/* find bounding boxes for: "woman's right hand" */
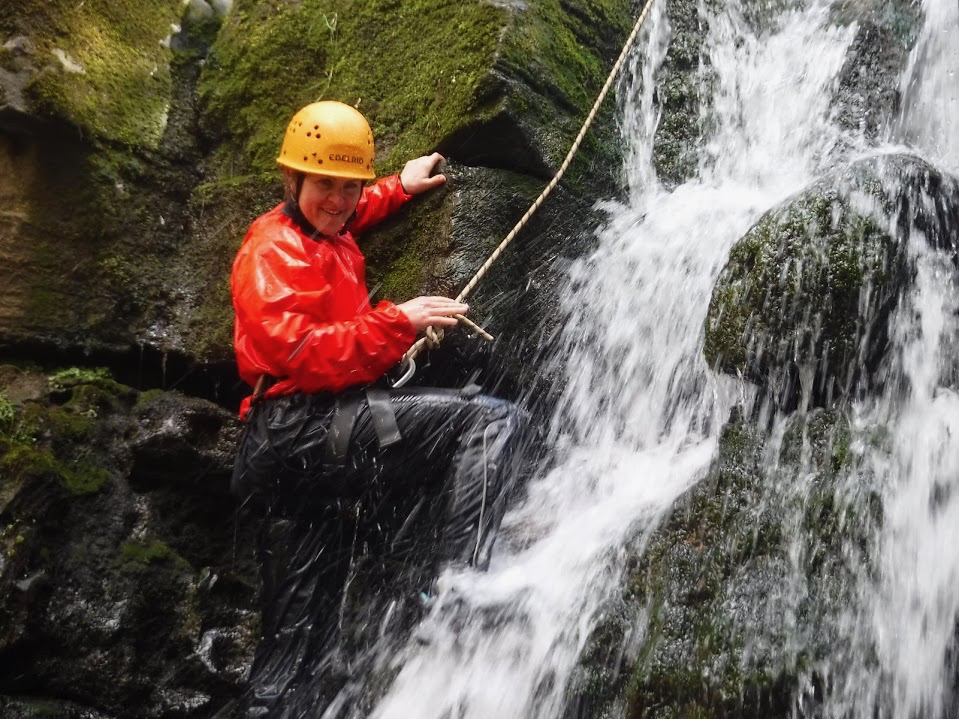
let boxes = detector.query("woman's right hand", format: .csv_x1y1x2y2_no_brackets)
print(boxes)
397,296,469,331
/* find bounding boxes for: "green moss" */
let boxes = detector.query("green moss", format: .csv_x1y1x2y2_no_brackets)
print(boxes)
46,407,96,441
48,367,130,397
68,384,132,418
496,0,631,166
0,442,63,482
0,388,115,497
177,11,223,56
48,366,110,389
62,462,110,495
118,539,191,574
134,388,166,410
0,392,14,435
703,190,895,396
199,0,509,179
0,439,110,496
362,184,453,302
186,274,236,362
4,0,184,149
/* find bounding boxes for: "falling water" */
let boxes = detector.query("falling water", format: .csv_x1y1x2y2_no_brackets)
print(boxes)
360,0,879,716
830,0,959,715
896,0,959,170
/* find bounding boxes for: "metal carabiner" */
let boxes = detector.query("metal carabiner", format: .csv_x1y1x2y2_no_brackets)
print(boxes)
391,355,416,388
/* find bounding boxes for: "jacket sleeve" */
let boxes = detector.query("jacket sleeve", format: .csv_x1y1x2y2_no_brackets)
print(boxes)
232,232,417,393
350,175,412,234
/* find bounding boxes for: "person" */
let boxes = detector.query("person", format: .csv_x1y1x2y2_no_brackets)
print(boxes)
228,101,528,714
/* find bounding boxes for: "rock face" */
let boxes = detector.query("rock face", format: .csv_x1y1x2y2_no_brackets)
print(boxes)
621,408,874,718
565,0,949,709
0,366,259,717
588,153,959,716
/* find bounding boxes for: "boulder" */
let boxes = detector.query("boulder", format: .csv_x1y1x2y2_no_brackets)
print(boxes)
704,153,959,410
567,407,880,716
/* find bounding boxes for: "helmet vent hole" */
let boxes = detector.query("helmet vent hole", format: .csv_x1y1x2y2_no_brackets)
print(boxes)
303,156,308,162
314,125,319,130
318,159,323,164
306,132,312,137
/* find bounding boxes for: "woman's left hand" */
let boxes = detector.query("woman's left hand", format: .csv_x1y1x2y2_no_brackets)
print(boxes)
400,152,447,195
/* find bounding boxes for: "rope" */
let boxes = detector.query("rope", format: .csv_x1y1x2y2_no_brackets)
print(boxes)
401,0,657,369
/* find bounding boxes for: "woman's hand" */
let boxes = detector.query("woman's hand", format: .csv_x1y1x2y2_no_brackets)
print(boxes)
400,153,447,195
397,296,468,331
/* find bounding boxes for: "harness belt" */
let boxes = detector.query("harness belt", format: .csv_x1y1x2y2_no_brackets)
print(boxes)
324,387,403,465
365,387,403,448
325,393,363,465
252,374,404,465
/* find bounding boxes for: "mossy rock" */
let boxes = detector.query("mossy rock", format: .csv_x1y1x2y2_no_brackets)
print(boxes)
1,0,185,149
116,538,192,575
830,0,922,139
604,406,881,716
703,153,959,409
0,412,111,499
170,0,635,366
0,1,209,363
2,0,636,393
0,383,258,714
652,0,709,188
197,0,633,180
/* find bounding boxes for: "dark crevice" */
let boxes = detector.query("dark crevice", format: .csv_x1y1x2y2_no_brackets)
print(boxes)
436,110,554,181
0,338,245,412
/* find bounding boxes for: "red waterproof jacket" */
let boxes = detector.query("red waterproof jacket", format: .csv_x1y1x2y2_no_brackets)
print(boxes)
232,175,418,417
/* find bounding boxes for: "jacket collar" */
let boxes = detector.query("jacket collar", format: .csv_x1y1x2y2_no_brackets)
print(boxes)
282,199,322,240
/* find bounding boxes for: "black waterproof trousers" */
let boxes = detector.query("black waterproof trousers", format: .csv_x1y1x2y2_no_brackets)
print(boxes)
230,385,528,716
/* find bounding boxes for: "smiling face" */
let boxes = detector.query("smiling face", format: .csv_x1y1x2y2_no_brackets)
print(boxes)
293,172,364,236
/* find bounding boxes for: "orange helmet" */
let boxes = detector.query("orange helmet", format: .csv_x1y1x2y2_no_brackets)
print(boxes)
277,101,375,179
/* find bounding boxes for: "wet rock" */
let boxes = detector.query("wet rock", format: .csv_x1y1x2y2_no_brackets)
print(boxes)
0,368,258,716
0,0,636,396
130,391,240,491
0,696,112,719
574,407,878,716
831,0,923,140
704,152,959,410
652,0,709,188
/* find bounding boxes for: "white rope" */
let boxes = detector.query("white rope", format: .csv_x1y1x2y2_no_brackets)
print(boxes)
400,0,657,371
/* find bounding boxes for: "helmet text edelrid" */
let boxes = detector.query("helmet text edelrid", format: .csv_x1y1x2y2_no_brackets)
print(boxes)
330,154,365,165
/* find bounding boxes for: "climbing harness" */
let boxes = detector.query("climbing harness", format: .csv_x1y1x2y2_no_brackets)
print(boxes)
392,0,658,388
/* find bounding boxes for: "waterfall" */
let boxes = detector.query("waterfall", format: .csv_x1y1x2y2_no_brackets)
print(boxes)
896,0,959,170
364,0,873,717
829,1,959,715
288,0,959,715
